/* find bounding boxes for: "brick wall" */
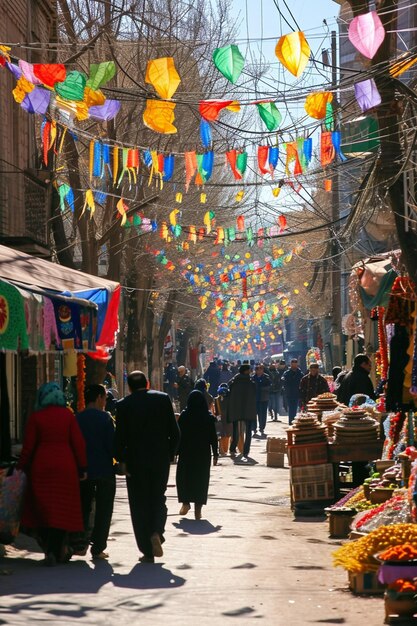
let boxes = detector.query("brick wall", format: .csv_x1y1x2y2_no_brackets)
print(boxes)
0,0,55,240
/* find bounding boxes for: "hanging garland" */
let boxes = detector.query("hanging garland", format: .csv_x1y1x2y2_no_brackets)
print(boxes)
377,306,389,380
76,354,86,412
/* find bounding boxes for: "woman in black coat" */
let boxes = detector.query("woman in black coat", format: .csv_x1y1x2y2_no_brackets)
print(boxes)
176,390,219,519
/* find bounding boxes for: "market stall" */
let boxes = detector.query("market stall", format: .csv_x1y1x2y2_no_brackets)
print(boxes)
0,245,120,459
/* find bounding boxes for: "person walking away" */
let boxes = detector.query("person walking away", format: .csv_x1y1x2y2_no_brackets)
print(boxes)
300,363,330,409
214,383,232,455
75,384,115,560
219,362,233,385
17,382,87,566
252,364,271,437
282,359,304,425
268,363,282,421
277,360,287,416
336,354,375,406
194,378,214,412
227,364,257,461
164,362,177,402
175,365,194,411
203,361,221,396
115,371,180,563
176,390,219,520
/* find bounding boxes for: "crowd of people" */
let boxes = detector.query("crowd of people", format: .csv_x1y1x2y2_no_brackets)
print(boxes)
15,353,376,566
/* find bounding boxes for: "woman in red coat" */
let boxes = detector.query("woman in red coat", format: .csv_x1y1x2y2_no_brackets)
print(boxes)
18,382,87,565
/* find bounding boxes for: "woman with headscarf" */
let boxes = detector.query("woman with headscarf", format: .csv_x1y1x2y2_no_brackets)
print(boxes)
194,378,214,412
176,390,219,520
17,382,87,565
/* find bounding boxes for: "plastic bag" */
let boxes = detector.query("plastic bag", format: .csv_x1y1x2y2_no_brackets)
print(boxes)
0,467,27,543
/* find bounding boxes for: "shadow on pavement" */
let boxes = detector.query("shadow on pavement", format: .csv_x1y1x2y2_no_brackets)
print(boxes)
113,563,185,589
172,519,222,535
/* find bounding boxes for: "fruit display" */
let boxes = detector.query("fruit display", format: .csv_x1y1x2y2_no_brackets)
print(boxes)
329,486,364,510
333,524,417,573
378,544,417,562
353,493,411,533
364,465,402,491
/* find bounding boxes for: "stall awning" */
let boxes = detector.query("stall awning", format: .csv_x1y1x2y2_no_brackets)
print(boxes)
0,245,118,292
0,245,120,358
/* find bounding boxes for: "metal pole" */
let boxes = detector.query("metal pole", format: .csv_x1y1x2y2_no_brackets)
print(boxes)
330,30,343,367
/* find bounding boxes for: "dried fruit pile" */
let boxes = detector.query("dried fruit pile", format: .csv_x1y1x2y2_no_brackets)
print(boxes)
332,524,417,573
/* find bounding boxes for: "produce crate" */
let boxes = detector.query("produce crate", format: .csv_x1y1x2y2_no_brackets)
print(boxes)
348,571,385,595
327,509,356,539
266,451,285,468
291,480,334,502
287,442,328,467
266,437,286,454
290,463,333,484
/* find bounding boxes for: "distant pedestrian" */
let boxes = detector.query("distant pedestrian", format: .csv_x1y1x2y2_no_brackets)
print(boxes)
282,359,304,425
164,362,178,402
252,364,271,437
268,363,283,421
214,383,233,455
176,391,218,520
175,366,194,411
204,361,221,396
219,362,233,385
115,371,180,563
227,364,257,461
300,363,330,408
194,378,214,412
75,384,116,560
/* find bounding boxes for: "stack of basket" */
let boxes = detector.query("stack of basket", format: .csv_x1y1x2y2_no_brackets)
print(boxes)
266,437,286,467
288,412,328,445
333,407,379,444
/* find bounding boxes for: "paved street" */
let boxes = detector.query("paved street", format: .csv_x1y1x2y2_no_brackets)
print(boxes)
1,420,384,625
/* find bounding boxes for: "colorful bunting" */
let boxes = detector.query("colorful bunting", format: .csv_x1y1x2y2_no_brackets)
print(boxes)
212,44,244,84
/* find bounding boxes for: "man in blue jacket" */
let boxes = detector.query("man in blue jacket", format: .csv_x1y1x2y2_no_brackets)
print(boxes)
76,384,115,559
282,358,304,425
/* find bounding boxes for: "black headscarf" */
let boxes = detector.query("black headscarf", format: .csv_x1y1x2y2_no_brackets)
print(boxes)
185,390,210,416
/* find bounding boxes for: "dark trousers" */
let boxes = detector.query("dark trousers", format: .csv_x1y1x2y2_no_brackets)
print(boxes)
126,464,170,557
230,421,252,457
287,396,300,424
80,476,116,555
256,401,269,432
39,527,66,559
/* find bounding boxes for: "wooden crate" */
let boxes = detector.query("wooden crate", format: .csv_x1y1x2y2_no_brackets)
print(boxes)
292,480,334,502
290,463,333,484
328,441,383,463
266,437,286,454
327,510,356,538
348,571,385,595
266,451,285,468
287,442,328,467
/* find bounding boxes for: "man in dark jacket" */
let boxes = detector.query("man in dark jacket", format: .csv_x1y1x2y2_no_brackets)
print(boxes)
115,371,180,563
337,354,375,406
282,358,304,425
204,361,221,396
268,363,283,421
175,366,194,411
227,364,257,460
76,384,115,559
252,364,271,437
300,363,330,408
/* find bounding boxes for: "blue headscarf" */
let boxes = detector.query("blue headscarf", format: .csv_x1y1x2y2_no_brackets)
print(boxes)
35,382,67,410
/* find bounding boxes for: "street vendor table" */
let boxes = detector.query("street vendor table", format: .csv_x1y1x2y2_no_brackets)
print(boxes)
328,441,384,497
